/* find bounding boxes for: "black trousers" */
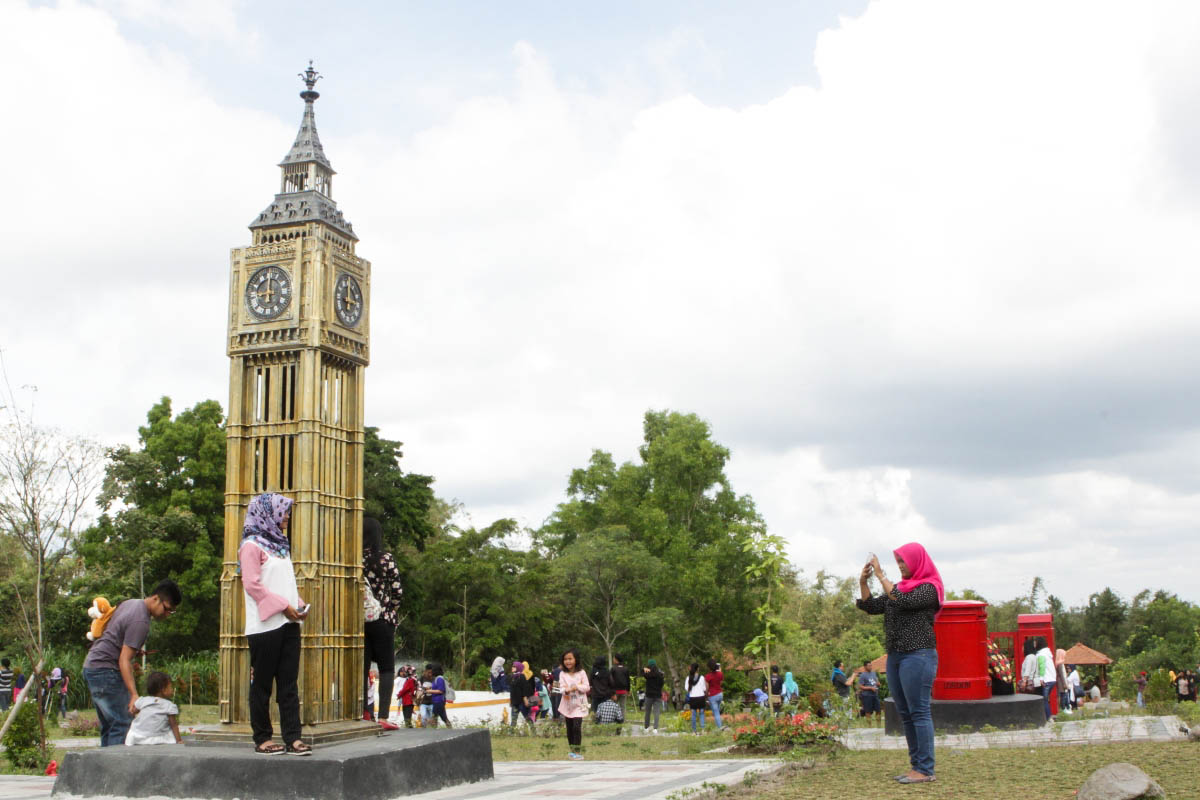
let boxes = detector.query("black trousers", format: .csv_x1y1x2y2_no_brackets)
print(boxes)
402,705,413,727
363,620,396,719
247,622,301,746
565,716,582,748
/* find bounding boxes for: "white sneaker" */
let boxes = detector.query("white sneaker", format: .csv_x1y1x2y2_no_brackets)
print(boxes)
568,752,584,760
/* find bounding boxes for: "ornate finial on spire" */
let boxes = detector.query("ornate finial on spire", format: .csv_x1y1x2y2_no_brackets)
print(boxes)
298,60,321,103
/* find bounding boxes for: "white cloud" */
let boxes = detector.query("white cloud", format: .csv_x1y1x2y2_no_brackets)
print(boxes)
4,0,1200,606
89,0,253,47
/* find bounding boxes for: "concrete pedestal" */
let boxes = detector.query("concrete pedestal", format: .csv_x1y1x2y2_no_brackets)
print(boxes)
883,693,1045,735
52,729,493,800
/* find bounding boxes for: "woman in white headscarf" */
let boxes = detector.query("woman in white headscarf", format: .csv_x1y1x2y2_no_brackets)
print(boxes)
490,656,508,694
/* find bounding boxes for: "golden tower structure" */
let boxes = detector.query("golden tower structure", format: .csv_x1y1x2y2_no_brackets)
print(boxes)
218,63,371,731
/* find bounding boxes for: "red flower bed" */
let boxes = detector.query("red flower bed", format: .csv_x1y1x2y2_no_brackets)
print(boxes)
731,710,839,752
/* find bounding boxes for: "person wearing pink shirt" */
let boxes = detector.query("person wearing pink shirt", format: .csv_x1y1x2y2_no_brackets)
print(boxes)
556,648,591,760
238,493,311,756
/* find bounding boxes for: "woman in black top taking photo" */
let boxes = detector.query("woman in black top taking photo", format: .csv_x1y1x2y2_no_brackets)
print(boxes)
856,543,943,785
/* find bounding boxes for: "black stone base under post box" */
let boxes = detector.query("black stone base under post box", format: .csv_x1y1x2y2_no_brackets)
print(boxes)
52,728,493,800
883,694,1047,735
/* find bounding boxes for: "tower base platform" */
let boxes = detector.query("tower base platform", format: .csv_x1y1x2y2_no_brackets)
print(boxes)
52,728,493,800
883,693,1046,735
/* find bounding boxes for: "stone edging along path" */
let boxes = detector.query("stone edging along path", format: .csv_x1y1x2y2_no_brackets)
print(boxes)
840,715,1188,751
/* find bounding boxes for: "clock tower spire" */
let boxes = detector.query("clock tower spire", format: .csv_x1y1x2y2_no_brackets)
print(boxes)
219,63,372,735
251,61,356,242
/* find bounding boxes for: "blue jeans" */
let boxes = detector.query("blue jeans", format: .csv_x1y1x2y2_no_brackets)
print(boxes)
83,668,132,747
690,702,705,731
887,648,937,776
1041,681,1056,720
707,693,724,730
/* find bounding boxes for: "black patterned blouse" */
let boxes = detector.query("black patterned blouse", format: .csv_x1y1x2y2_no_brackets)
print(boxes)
364,552,403,628
856,583,940,653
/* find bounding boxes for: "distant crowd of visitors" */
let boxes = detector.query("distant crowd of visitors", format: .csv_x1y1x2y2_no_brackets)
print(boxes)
1136,668,1199,707
485,651,728,748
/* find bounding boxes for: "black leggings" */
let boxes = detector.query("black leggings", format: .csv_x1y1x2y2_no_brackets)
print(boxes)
565,716,583,749
363,620,395,719
247,623,301,746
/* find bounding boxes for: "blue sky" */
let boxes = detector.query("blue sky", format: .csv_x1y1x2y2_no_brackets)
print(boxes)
4,0,1200,607
89,0,868,134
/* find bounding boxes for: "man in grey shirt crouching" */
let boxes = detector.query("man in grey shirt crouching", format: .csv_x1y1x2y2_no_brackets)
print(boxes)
82,580,182,746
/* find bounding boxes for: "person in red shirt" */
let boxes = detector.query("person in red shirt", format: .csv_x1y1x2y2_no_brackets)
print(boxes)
704,659,726,731
395,666,418,728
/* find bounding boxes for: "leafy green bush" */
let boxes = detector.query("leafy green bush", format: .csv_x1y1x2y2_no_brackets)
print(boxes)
2,700,47,772
722,669,749,700
1146,671,1176,705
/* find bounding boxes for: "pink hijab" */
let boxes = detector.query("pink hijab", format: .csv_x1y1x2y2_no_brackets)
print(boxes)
893,543,944,607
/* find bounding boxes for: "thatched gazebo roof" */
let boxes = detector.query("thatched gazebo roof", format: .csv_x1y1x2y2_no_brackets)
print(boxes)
1062,642,1113,666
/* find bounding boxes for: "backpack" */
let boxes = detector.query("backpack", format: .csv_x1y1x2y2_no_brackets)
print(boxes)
363,579,382,623
443,679,456,703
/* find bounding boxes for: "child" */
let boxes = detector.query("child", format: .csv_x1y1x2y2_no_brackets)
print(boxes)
365,667,378,721
428,663,452,728
419,666,434,728
126,671,182,745
396,666,417,728
557,648,590,760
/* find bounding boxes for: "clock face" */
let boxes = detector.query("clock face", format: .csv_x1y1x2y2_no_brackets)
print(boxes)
334,273,363,327
245,266,292,320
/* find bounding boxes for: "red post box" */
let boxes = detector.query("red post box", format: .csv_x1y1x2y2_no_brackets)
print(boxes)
1017,613,1057,715
933,601,991,700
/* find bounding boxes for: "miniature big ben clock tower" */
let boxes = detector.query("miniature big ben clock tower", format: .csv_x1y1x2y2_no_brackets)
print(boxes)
218,63,370,732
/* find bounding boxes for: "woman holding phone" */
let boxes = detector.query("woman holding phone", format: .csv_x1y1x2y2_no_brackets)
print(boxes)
856,543,943,785
238,492,312,755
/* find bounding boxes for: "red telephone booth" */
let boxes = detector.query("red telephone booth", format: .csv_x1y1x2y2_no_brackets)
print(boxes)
1017,613,1057,715
933,601,991,700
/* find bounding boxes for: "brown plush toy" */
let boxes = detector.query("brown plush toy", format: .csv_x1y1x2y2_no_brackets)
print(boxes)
86,597,114,642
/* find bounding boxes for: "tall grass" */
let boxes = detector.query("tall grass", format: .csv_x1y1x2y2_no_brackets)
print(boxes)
22,648,221,710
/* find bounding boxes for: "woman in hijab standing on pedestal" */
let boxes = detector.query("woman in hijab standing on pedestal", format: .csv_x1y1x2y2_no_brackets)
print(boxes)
856,543,944,785
239,493,311,755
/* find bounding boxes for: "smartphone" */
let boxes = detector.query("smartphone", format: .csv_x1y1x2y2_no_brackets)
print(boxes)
298,603,311,615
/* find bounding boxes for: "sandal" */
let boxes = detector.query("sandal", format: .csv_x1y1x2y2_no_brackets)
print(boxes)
897,774,936,784
254,742,285,755
286,740,313,756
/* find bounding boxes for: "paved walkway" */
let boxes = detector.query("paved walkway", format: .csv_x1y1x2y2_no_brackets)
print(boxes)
841,714,1188,750
0,759,779,800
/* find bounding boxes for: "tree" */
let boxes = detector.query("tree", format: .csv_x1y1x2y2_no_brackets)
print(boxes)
72,398,225,654
540,410,766,694
1083,588,1129,658
0,365,102,651
742,530,787,695
1125,590,1200,669
363,427,437,553
400,519,526,678
552,526,666,665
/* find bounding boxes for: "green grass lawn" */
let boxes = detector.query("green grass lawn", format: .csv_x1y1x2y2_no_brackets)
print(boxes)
48,703,222,738
488,727,738,761
737,742,1200,800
